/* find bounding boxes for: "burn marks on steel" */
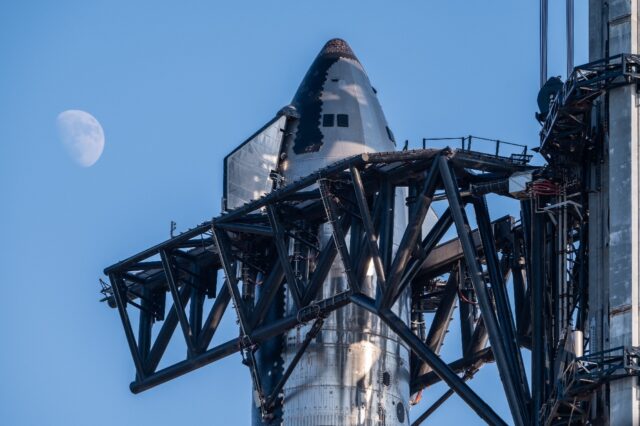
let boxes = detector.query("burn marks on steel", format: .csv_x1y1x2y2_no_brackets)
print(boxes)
290,39,359,154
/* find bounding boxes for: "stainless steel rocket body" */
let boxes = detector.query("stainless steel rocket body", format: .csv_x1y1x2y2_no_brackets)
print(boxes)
270,39,412,425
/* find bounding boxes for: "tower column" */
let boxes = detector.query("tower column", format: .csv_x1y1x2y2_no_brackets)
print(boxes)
589,1,640,424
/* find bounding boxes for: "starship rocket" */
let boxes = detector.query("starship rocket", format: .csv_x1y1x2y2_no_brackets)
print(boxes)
224,38,431,425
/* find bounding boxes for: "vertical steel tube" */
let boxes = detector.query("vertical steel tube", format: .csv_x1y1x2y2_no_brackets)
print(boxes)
566,0,574,77
473,196,531,424
378,179,395,272
540,0,548,87
109,273,145,379
439,157,526,426
530,203,545,425
189,273,204,345
138,286,153,364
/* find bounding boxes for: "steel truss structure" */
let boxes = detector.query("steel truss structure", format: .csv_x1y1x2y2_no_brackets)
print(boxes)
530,53,640,425
103,146,543,425
540,53,640,163
540,346,640,424
101,54,640,425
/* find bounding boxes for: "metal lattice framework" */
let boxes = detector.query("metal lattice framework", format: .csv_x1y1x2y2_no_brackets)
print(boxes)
103,147,541,425
529,53,640,425
540,346,640,425
539,53,640,161
100,51,640,426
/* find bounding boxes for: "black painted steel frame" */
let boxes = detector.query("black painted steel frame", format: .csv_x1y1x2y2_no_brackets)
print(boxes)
103,148,537,425
530,54,640,425
540,53,640,160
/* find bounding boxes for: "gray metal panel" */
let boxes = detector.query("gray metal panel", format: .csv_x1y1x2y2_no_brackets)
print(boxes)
225,116,286,210
589,1,640,424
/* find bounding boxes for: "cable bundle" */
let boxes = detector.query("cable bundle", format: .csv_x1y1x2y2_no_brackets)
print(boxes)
531,179,560,196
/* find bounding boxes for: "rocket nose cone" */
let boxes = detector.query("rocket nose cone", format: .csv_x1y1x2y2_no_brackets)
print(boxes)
318,38,359,62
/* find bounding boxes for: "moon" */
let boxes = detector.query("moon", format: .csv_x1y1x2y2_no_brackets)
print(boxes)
56,110,105,167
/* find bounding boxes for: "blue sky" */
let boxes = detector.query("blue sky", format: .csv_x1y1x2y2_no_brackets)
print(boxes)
0,1,588,425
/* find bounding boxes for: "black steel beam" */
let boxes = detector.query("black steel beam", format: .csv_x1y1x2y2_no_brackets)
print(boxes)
378,179,395,272
105,149,527,276
394,209,453,306
439,156,526,426
414,226,481,280
411,368,479,426
172,238,214,250
468,317,489,358
214,150,447,225
411,347,494,392
350,165,387,293
412,265,460,383
319,180,360,294
197,284,231,351
458,263,476,358
473,196,531,424
300,227,342,305
211,227,252,336
501,251,522,335
265,317,324,409
382,161,440,308
411,388,455,426
252,264,285,328
267,205,303,308
109,273,145,379
284,230,319,253
415,216,513,282
417,267,459,377
380,307,506,426
160,250,196,356
121,261,163,272
124,272,147,285
217,222,274,237
137,286,154,363
189,271,205,345
451,150,535,174
145,283,192,374
130,290,352,394
349,215,363,273
104,221,213,274
349,293,506,426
